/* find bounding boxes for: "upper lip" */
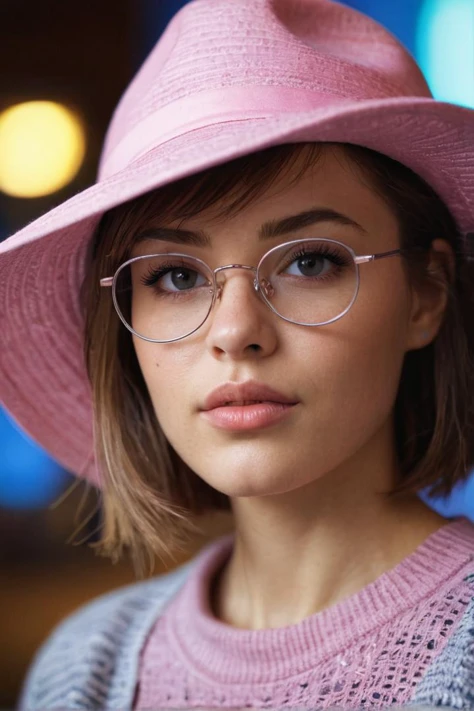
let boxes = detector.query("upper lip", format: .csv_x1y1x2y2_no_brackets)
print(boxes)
201,381,299,411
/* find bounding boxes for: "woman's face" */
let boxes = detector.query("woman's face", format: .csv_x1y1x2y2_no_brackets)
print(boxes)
131,146,430,499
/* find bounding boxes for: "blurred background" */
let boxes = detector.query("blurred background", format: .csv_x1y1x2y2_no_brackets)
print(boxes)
1,0,473,707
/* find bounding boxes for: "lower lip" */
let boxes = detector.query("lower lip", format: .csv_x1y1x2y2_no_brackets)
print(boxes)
200,402,297,431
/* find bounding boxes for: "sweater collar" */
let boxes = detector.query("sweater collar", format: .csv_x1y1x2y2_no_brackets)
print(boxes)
165,517,474,685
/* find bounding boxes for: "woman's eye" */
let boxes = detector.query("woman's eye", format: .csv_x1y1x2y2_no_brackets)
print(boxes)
284,253,333,278
160,267,207,291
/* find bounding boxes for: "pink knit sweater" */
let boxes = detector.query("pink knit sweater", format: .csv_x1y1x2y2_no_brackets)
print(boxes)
134,517,474,709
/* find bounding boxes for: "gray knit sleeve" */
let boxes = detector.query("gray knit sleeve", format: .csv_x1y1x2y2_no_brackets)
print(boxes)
408,584,474,709
16,562,194,710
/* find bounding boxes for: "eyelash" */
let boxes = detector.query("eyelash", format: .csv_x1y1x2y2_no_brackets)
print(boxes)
139,244,351,293
140,261,210,301
141,260,206,285
282,245,350,272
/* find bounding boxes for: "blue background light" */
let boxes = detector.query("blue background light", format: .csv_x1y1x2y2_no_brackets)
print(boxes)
416,0,474,108
0,407,70,510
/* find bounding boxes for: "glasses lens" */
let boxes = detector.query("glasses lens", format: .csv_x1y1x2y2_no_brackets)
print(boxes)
258,239,358,325
114,254,214,341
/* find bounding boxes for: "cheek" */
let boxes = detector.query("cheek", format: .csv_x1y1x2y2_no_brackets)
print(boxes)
315,283,410,433
132,336,197,424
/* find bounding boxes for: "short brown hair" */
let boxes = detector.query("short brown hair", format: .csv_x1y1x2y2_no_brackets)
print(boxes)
79,142,474,577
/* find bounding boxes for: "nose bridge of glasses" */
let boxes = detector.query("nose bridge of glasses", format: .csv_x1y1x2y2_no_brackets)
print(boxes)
213,264,260,298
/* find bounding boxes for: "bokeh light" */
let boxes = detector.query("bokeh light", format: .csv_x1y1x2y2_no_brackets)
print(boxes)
0,100,86,198
0,407,70,509
416,0,474,107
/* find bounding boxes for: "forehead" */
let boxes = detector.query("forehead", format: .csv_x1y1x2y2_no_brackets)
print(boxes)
168,145,398,238
129,145,401,260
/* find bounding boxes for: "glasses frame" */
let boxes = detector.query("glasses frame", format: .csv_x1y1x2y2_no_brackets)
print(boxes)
99,238,402,343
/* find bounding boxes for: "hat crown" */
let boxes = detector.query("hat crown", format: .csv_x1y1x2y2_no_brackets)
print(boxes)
100,0,432,174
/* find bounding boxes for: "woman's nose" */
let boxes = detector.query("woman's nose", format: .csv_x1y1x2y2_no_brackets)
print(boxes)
204,270,278,360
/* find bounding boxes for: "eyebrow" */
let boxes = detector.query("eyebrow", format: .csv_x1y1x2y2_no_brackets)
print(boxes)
134,207,368,247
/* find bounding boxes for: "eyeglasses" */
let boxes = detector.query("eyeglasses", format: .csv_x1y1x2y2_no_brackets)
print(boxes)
100,238,402,343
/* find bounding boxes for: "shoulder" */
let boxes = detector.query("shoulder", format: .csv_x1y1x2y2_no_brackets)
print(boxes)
18,557,196,710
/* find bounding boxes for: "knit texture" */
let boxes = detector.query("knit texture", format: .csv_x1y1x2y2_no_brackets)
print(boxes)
134,517,474,709
18,517,474,710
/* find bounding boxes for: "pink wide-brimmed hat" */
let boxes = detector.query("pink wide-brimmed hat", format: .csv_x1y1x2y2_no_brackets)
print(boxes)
1,0,473,488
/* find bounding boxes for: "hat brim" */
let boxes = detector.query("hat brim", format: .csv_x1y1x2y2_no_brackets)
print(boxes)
1,96,473,486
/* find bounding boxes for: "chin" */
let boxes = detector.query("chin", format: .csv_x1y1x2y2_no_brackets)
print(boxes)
197,465,314,499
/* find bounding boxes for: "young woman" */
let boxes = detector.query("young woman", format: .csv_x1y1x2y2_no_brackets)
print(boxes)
1,0,474,709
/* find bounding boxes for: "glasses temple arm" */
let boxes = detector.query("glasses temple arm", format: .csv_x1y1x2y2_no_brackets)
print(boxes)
355,248,403,264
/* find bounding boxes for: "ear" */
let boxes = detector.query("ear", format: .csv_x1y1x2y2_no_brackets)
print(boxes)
405,239,455,351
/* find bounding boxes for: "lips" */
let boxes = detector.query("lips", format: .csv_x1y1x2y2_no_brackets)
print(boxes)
201,381,299,411
224,400,266,406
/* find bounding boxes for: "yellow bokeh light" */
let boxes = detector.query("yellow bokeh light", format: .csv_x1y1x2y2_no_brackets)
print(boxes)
0,101,86,198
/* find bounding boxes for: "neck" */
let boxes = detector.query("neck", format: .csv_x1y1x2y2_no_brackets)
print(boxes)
210,427,450,630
